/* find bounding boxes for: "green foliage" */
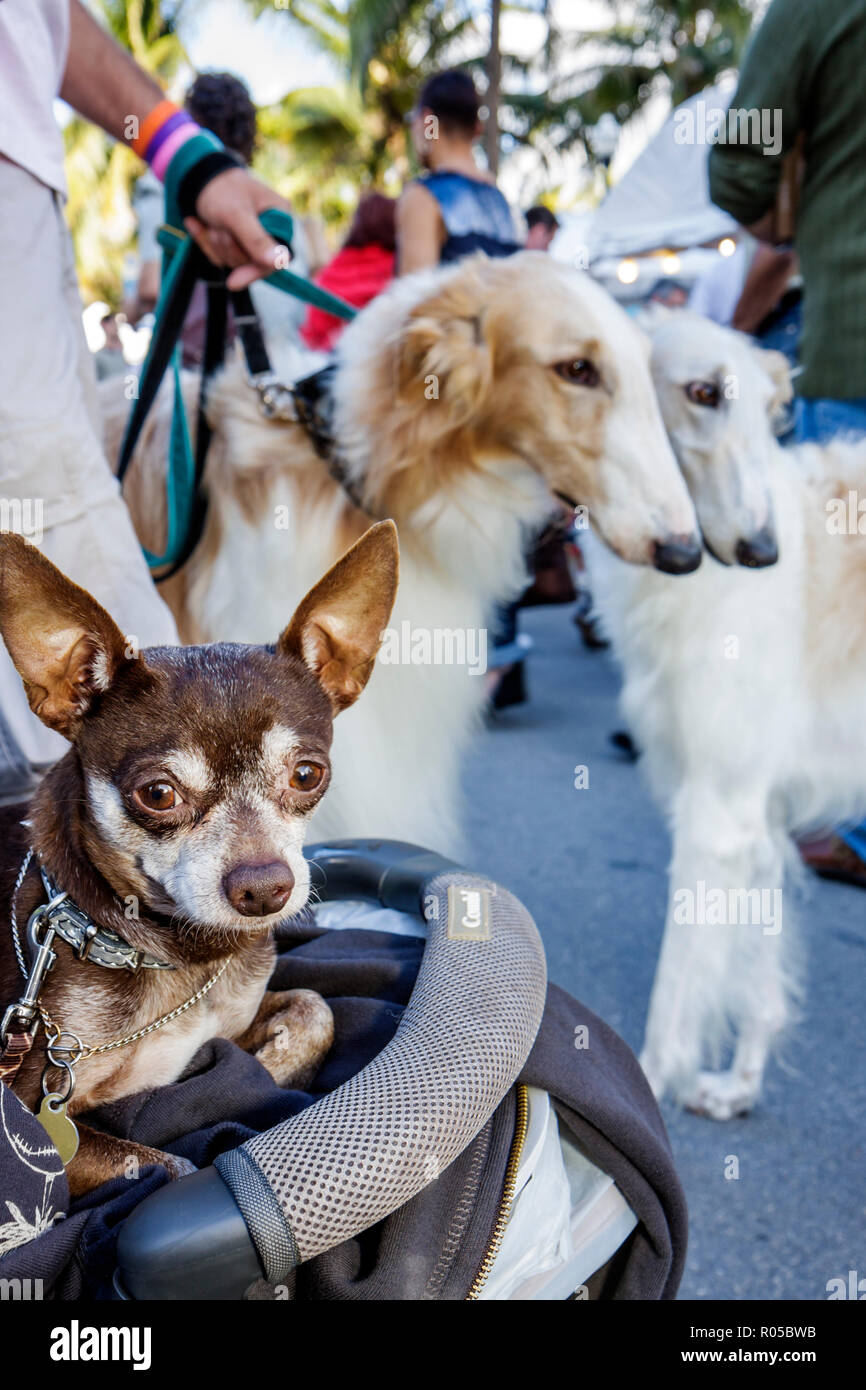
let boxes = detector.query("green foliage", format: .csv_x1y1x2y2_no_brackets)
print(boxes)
66,0,757,302
262,0,757,192
64,0,189,304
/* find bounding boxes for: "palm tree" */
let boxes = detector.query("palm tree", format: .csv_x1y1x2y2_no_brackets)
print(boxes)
259,1,755,187
65,1,759,299
484,0,503,174
254,85,376,225
64,0,189,303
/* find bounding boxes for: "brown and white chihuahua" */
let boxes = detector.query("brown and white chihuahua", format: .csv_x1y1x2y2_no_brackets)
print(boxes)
0,522,398,1196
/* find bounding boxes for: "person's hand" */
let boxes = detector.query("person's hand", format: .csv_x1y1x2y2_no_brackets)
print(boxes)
185,167,292,290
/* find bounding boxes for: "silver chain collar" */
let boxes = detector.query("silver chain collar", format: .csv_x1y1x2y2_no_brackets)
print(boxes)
2,849,228,1110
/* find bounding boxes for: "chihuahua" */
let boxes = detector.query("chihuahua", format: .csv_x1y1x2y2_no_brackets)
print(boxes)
0,521,398,1195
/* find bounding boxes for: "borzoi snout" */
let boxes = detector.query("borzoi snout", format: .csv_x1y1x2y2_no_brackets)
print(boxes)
647,310,790,569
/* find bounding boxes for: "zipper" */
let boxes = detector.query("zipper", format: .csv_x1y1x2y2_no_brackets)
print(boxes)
465,1082,530,1300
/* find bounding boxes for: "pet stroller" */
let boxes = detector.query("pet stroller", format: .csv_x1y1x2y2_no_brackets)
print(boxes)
0,840,687,1300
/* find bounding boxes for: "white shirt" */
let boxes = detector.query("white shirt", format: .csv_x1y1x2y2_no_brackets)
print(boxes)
687,242,749,327
0,0,70,193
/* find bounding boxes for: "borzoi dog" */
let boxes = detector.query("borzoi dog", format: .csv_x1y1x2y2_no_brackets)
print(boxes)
589,309,866,1118
103,253,699,852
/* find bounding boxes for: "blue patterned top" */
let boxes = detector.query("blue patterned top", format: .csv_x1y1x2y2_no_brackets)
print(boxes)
418,171,522,263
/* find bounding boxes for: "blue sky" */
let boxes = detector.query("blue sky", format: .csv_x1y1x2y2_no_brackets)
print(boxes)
179,0,341,103
175,0,622,106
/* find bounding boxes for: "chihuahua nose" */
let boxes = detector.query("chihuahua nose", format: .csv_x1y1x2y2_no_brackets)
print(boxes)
652,534,703,575
223,861,295,917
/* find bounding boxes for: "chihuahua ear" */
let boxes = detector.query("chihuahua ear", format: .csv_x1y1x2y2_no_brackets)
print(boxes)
280,521,399,714
0,534,131,739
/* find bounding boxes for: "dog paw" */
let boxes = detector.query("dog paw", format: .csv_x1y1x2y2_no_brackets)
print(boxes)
683,1070,759,1121
161,1152,198,1181
254,989,334,1089
66,1139,196,1197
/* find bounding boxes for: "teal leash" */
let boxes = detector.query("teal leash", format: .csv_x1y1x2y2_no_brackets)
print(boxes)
118,210,356,577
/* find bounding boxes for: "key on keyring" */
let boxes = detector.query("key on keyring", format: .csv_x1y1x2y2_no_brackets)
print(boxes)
36,1093,80,1165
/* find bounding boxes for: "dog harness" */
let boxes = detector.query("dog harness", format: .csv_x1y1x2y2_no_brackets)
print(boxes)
117,212,362,579
250,359,372,516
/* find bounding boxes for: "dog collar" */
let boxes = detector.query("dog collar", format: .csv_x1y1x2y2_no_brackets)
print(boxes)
1,850,178,1086
37,861,175,973
34,861,175,973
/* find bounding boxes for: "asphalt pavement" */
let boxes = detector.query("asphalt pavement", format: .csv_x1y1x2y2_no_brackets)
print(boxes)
460,604,866,1302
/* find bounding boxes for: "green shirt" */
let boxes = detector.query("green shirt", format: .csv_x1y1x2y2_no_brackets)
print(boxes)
708,0,866,399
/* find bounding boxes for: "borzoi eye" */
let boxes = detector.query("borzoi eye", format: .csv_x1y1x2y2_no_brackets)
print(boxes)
555,358,600,388
133,781,180,812
685,380,721,408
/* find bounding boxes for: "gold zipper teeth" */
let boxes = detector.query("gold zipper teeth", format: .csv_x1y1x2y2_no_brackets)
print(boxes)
466,1082,530,1300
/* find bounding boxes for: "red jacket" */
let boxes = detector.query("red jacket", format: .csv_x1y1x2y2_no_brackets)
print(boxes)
301,243,395,352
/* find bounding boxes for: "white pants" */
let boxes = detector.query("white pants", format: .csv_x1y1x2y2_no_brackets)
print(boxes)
0,157,178,779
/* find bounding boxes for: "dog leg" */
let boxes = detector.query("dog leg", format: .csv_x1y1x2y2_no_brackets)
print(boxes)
235,988,334,1089
686,920,789,1119
687,1037,771,1120
640,886,712,1103
641,785,786,1117
67,1123,196,1198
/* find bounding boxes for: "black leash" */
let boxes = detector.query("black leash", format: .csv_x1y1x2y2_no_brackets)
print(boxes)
117,239,231,582
117,215,372,581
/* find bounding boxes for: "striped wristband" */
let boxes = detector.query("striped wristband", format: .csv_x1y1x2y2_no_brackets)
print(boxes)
132,99,201,180
133,100,240,225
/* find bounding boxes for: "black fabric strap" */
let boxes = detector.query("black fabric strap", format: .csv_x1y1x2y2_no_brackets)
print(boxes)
155,273,229,582
117,242,209,486
177,150,243,219
117,244,229,581
230,287,272,378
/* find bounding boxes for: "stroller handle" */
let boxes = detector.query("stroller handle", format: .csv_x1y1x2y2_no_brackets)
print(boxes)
115,840,547,1299
304,837,462,912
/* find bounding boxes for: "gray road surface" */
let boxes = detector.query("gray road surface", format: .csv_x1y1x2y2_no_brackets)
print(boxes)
460,604,866,1302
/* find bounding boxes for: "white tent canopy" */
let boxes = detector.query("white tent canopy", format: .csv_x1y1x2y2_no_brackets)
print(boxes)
586,79,740,261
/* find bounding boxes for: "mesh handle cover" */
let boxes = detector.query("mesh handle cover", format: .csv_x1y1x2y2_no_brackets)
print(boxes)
215,870,547,1280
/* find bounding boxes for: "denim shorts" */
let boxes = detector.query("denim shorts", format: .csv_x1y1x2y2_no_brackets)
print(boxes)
794,396,866,445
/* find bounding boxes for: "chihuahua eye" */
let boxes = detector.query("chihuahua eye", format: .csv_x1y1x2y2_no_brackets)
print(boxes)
686,380,721,408
289,761,325,793
133,781,180,813
555,358,600,388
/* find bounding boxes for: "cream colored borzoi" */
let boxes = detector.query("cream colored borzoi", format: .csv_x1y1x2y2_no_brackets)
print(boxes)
588,309,866,1118
103,253,700,853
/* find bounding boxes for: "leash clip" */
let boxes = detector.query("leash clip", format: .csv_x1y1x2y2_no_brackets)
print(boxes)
0,1001,36,1050
247,369,298,422
0,908,57,1050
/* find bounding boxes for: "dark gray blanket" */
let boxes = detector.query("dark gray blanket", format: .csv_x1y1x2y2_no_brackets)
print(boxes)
0,920,687,1299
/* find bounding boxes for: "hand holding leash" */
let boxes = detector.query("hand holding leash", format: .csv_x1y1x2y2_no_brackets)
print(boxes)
184,167,295,291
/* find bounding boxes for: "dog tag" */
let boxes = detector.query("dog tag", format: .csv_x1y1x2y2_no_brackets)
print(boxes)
36,1094,80,1166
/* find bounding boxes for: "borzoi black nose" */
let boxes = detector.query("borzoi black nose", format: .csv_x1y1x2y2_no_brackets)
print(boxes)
652,535,703,575
735,529,778,568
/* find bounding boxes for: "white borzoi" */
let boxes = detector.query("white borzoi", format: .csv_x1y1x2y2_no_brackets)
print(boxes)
102,253,699,852
588,309,866,1118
